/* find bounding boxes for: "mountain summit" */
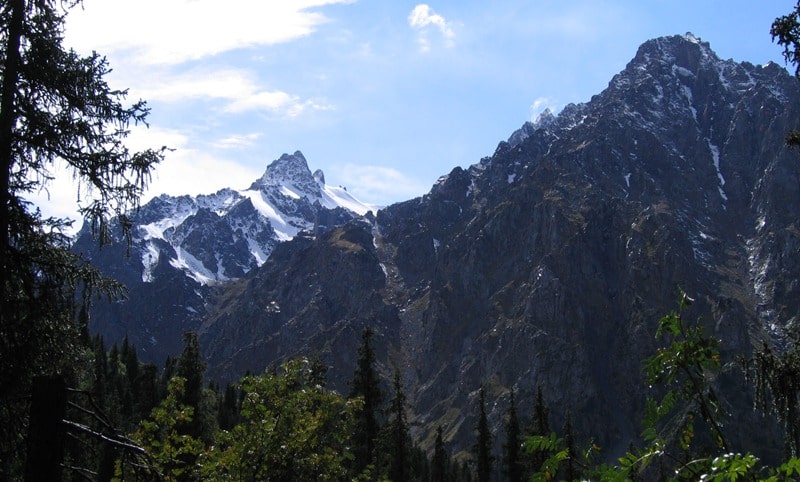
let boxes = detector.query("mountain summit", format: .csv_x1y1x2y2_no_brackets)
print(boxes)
84,34,800,460
74,151,376,357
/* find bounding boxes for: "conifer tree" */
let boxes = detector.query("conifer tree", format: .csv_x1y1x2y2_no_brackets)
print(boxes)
772,0,800,147
753,339,800,457
474,386,493,482
503,390,523,482
431,425,449,482
91,335,108,403
384,368,411,481
176,332,204,413
134,364,159,425
160,355,177,399
0,0,163,397
218,382,242,431
524,384,551,476
0,1,163,476
349,326,383,474
532,385,550,436
175,331,217,444
459,460,474,482
121,336,139,390
561,411,578,481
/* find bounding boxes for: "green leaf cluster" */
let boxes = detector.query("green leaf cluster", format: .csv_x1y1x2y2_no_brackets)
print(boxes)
129,358,358,481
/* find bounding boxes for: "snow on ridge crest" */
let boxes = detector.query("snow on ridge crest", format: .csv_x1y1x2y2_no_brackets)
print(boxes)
130,150,378,286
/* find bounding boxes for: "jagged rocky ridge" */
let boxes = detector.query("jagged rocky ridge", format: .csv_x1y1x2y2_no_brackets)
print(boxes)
75,151,377,359
86,34,800,460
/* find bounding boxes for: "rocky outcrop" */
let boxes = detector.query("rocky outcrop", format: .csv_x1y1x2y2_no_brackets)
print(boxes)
75,151,376,362
196,34,800,460
80,34,800,462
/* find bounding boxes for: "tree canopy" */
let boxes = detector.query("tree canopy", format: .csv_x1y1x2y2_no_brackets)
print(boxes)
0,0,163,476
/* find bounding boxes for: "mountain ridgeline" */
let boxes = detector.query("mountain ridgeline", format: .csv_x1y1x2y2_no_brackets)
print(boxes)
73,151,377,359
78,34,800,458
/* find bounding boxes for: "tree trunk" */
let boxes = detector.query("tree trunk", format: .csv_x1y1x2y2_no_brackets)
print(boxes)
24,375,67,482
0,0,24,318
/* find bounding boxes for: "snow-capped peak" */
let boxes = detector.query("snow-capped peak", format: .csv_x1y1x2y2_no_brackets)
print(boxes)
683,32,702,45
313,169,325,187
123,151,380,286
249,151,321,196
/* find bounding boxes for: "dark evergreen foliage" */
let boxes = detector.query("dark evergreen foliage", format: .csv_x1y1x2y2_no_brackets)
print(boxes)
523,384,551,477
560,411,579,482
218,382,243,431
383,368,412,481
0,0,163,476
771,0,800,147
503,390,523,482
432,425,449,482
752,339,800,457
474,386,493,482
349,326,383,474
176,331,217,445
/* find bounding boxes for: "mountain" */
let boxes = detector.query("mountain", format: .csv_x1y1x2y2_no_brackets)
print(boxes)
74,151,377,361
83,34,800,461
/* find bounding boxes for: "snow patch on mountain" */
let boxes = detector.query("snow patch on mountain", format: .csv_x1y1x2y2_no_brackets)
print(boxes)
242,189,301,241
170,247,220,285
124,151,377,286
142,243,160,282
707,140,728,201
320,185,378,215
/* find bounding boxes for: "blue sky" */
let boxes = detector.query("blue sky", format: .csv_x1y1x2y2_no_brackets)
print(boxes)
35,1,795,223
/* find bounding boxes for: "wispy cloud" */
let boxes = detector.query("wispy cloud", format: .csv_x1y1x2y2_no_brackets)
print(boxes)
213,133,263,150
333,164,431,206
125,126,260,199
25,126,191,229
133,68,332,116
66,0,352,65
408,4,455,52
145,149,260,199
530,97,559,121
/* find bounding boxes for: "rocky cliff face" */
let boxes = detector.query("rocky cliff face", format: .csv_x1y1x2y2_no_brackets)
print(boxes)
81,34,800,461
195,34,800,458
75,151,376,361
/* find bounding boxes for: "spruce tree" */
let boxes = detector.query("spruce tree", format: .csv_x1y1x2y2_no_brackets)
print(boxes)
525,384,551,476
0,1,163,476
384,368,411,481
177,332,204,414
432,425,449,482
561,411,579,482
0,0,163,397
772,0,800,147
532,385,550,436
159,355,177,400
503,390,522,482
134,364,159,425
474,386,493,482
218,382,242,431
175,331,214,442
349,326,383,474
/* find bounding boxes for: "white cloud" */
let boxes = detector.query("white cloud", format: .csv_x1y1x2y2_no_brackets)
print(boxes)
24,126,188,228
123,126,261,199
408,4,455,52
132,68,332,116
529,97,559,121
213,133,263,150
23,162,84,229
332,164,430,206
125,125,190,154
26,126,260,233
144,149,260,200
66,0,352,65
